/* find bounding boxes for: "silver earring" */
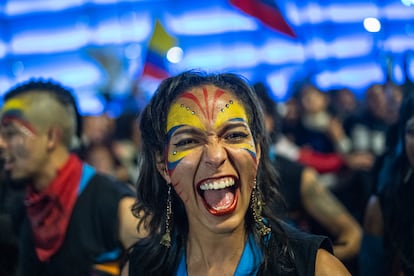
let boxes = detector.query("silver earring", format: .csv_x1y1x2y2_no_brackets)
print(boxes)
160,184,172,247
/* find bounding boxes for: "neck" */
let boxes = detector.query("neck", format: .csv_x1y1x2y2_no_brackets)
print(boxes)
33,148,71,192
186,226,247,276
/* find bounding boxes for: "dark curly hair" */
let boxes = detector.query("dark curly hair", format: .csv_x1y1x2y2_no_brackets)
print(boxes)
128,70,295,275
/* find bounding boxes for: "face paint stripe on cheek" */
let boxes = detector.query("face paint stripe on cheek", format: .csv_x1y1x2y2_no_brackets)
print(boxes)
172,181,189,203
244,148,257,163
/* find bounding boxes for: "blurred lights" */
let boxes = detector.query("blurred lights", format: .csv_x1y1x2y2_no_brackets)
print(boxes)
316,64,384,95
383,35,414,53
12,61,24,77
294,4,379,24
11,28,90,54
330,36,373,58
384,3,414,19
5,0,85,16
124,43,142,60
267,73,289,101
0,0,413,106
363,17,381,32
166,10,258,35
0,42,6,58
167,47,184,64
92,14,151,45
401,0,414,6
77,94,106,116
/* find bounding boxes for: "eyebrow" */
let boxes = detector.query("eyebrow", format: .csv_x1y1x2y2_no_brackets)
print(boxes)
171,126,204,137
218,120,250,135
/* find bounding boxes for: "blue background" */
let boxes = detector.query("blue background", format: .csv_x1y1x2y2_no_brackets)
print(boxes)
0,0,413,115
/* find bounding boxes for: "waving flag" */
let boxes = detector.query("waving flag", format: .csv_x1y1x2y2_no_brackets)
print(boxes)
230,0,296,38
143,20,177,79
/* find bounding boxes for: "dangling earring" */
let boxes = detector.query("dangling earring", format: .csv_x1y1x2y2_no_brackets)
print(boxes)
251,180,271,236
160,184,172,247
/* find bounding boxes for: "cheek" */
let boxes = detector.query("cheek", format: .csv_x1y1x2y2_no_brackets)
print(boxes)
232,141,259,168
10,137,31,159
169,150,202,203
228,146,259,181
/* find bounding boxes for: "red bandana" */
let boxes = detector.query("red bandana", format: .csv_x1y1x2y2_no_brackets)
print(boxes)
25,154,83,261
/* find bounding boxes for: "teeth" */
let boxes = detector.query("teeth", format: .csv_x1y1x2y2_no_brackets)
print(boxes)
199,177,235,191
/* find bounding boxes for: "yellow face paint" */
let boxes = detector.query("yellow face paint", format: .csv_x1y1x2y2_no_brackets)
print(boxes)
1,98,26,114
165,85,254,173
1,97,37,134
166,86,248,133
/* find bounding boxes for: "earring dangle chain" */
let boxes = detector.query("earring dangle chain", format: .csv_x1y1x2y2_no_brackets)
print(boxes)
251,181,271,236
160,184,172,248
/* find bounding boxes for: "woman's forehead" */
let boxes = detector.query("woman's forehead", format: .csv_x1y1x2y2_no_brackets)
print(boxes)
166,85,248,133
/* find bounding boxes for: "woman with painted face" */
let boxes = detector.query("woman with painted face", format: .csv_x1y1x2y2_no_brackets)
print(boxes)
122,70,349,275
360,91,414,276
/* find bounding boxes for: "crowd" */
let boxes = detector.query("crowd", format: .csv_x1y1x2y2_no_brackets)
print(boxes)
0,69,412,275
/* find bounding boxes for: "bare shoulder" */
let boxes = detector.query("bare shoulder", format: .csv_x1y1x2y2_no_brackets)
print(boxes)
315,249,351,276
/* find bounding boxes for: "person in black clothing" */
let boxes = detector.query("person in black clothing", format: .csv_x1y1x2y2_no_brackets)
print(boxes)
360,91,414,276
0,153,24,276
253,82,362,266
122,70,350,275
0,79,144,276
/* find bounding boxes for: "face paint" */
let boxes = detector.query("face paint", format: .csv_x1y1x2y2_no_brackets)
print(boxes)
164,85,259,232
0,121,36,175
1,98,37,135
166,86,255,174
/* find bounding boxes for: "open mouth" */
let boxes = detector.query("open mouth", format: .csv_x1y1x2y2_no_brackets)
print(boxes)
198,176,238,216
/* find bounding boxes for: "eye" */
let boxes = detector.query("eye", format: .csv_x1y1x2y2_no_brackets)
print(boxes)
0,128,18,139
173,138,199,147
224,131,249,143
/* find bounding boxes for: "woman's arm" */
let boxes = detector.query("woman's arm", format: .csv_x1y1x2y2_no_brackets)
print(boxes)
300,167,362,261
315,249,351,275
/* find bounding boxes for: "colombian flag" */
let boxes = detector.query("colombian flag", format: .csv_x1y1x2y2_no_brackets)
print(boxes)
229,0,296,38
142,20,177,79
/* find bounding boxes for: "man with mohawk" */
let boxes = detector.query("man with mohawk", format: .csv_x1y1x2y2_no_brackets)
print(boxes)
0,79,144,276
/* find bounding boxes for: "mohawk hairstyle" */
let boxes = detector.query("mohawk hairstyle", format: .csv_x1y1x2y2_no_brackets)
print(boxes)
4,78,83,139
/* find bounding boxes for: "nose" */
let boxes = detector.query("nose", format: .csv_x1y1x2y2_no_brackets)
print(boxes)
203,138,226,169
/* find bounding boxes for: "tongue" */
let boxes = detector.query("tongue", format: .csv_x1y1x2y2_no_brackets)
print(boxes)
204,187,234,210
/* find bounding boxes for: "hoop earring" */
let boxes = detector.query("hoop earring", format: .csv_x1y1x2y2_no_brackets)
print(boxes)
251,180,271,236
160,184,172,248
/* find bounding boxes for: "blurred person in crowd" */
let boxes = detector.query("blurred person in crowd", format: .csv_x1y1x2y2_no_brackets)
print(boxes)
122,70,350,275
0,79,144,276
81,112,115,147
360,91,414,276
111,112,142,184
340,84,393,222
83,141,132,184
254,82,362,268
78,107,132,184
329,88,360,123
0,131,24,276
343,83,391,157
384,81,404,125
